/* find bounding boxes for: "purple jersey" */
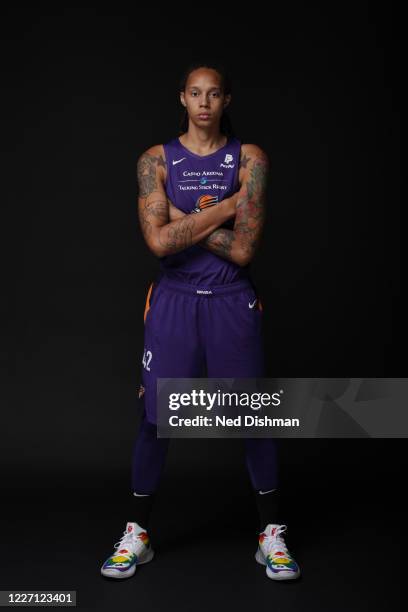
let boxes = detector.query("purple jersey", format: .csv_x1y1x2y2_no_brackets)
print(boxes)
161,136,250,285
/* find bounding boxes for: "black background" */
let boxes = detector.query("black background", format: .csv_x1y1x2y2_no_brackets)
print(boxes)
2,5,403,611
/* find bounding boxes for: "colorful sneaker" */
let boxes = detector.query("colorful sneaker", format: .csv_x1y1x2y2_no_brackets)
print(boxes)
100,522,154,579
255,524,301,580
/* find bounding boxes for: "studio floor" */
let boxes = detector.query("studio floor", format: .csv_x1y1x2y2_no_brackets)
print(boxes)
0,444,404,611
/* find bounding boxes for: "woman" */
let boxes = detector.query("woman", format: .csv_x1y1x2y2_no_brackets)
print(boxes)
100,62,300,582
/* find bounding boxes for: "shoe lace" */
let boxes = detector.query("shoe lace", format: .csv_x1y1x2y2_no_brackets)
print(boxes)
263,525,290,558
112,529,144,559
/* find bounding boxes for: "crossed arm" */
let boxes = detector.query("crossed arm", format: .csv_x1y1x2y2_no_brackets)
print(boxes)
167,144,269,266
137,145,238,258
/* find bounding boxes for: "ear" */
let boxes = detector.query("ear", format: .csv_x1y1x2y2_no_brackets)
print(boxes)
180,91,186,108
223,94,231,109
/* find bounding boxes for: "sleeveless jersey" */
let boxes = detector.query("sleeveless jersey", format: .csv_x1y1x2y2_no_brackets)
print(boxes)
161,136,250,286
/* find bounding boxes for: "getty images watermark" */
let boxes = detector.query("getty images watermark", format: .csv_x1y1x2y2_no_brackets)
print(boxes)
167,388,292,428
155,378,408,438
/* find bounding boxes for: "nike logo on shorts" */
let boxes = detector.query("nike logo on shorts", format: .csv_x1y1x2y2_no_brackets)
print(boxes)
249,299,257,308
172,157,186,165
259,488,277,495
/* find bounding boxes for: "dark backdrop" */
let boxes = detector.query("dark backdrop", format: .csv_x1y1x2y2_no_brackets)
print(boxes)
2,6,403,611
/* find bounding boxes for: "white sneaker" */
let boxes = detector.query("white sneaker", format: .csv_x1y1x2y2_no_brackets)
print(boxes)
100,522,154,579
255,524,301,580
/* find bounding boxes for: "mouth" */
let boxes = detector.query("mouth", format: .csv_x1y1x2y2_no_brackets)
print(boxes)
197,113,211,120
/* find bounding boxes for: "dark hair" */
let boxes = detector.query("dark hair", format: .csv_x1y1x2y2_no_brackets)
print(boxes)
178,61,235,137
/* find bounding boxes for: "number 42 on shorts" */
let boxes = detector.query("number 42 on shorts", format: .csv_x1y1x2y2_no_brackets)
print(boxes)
142,347,153,371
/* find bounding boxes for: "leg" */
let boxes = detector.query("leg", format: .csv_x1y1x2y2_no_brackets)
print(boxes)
204,285,280,528
131,407,170,495
132,281,205,524
130,407,170,529
244,437,281,529
203,285,300,581
141,281,205,425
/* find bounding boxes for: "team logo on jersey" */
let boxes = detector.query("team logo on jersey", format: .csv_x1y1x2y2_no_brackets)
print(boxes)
191,194,219,213
220,153,234,169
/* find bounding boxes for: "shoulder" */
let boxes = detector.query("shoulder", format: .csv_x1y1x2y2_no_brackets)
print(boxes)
238,144,269,187
138,144,166,163
240,143,269,166
137,144,167,179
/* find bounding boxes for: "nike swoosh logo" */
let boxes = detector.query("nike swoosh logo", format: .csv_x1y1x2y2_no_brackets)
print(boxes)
249,299,257,308
172,157,186,165
259,488,276,495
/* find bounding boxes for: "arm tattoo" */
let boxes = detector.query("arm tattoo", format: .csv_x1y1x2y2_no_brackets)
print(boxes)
159,216,196,252
137,149,267,260
239,153,251,169
234,154,268,258
202,228,235,260
201,152,268,263
137,152,197,254
137,153,166,197
139,194,197,254
137,151,170,244
139,197,168,239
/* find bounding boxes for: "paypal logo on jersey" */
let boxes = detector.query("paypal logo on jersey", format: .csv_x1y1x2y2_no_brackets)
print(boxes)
220,153,235,169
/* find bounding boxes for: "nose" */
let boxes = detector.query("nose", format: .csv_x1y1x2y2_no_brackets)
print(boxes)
199,95,210,107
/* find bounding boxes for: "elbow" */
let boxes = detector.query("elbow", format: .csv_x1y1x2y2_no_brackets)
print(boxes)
150,242,167,258
146,237,167,258
235,249,253,267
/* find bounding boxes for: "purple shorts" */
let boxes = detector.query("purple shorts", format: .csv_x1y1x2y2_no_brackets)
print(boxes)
140,275,265,424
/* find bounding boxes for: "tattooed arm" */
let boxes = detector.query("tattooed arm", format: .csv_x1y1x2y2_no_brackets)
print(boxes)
167,145,269,266
137,145,237,258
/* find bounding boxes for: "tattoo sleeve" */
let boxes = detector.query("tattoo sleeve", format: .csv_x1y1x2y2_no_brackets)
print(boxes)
138,151,227,256
137,153,168,241
234,153,268,260
200,227,236,260
200,150,268,265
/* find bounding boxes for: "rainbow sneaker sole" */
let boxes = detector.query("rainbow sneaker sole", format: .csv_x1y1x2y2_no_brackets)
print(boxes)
101,529,154,579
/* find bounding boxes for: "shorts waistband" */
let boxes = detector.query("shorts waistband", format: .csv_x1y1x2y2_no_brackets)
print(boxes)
158,276,254,297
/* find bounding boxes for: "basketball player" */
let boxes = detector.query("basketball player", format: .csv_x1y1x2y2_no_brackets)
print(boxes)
100,62,301,581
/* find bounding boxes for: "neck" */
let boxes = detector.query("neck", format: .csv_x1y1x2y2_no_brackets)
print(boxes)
180,124,227,155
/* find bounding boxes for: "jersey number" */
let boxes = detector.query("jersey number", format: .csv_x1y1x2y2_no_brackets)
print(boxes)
142,348,152,371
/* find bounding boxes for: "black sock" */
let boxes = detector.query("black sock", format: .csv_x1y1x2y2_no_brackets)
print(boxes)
254,488,280,532
131,492,155,530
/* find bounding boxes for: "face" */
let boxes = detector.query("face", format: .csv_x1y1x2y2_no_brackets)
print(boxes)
180,68,231,129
